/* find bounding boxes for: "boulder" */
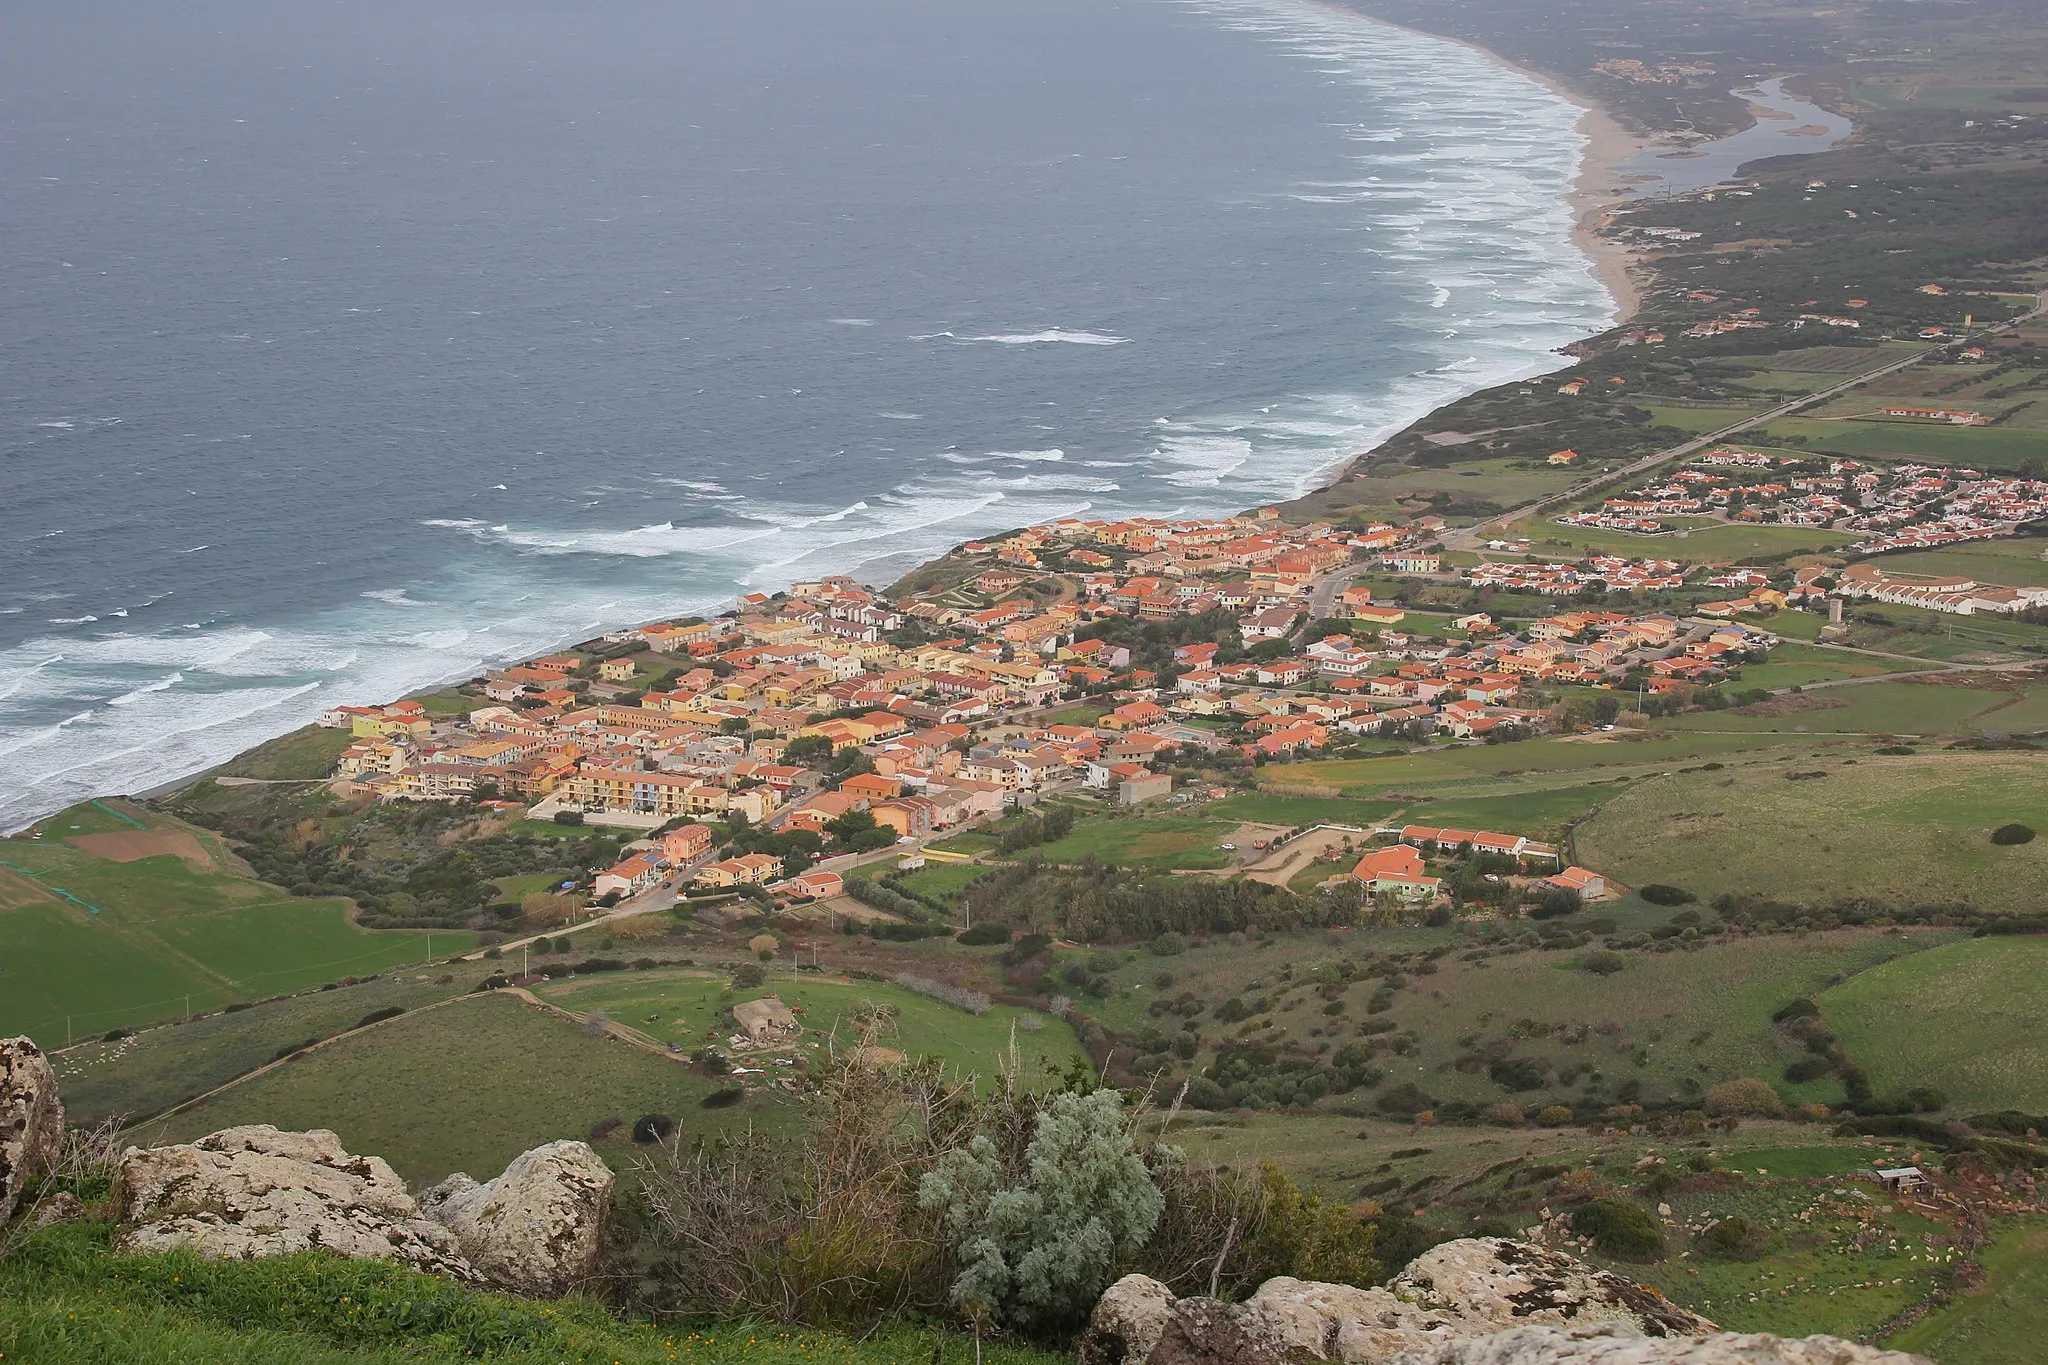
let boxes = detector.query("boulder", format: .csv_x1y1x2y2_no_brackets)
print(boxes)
1080,1275,1182,1365
1081,1240,1913,1365
1390,1238,1715,1338
115,1125,474,1280
417,1140,612,1297
1382,1324,1929,1364
1,1036,65,1223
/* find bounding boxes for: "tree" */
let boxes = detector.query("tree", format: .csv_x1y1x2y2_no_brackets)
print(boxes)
1706,1077,1785,1118
917,1089,1163,1331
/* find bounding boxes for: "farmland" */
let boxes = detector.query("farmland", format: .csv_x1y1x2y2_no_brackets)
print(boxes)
147,991,752,1185
1823,938,2048,1116
0,802,473,1044
1574,751,2048,912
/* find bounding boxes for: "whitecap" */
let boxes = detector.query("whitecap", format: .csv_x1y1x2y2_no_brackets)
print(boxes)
48,616,98,625
108,673,183,706
830,318,876,326
361,588,430,607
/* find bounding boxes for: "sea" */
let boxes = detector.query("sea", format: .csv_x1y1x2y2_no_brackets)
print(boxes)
0,0,1613,831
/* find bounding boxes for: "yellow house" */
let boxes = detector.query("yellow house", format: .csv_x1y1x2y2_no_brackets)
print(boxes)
598,657,639,682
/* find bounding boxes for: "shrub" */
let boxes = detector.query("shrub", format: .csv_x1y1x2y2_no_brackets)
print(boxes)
731,963,766,989
589,1116,625,1142
1537,1105,1575,1126
1581,950,1626,976
552,809,585,826
1706,1077,1785,1117
1488,1058,1548,1093
957,922,1011,946
895,972,992,1014
1991,823,2037,846
699,1087,744,1109
1784,1056,1834,1084
1695,1215,1768,1261
1639,884,1697,906
1377,1082,1436,1118
1771,998,1820,1023
918,1088,1163,1331
1528,889,1582,920
1483,1101,1525,1127
1568,1199,1665,1261
354,1006,407,1029
632,1113,679,1145
1149,931,1189,957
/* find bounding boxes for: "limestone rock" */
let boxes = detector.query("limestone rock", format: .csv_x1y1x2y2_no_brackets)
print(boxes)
1,1036,65,1224
1243,1275,1459,1363
1382,1324,1929,1364
115,1125,473,1279
1390,1238,1715,1338
1149,1296,1294,1365
417,1140,612,1297
31,1191,87,1229
1080,1275,1182,1365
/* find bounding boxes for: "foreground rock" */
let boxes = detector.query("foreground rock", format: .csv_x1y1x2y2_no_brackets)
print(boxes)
417,1140,612,1297
1081,1239,1926,1365
1383,1326,1926,1363
1,1036,65,1223
116,1126,477,1279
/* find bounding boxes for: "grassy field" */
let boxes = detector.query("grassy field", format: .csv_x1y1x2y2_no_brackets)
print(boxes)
0,1222,1063,1365
1393,783,1620,838
52,968,495,1126
1574,751,2048,911
148,992,751,1184
1657,679,2026,735
1872,541,2048,590
206,724,354,781
534,971,1086,1087
1018,815,1231,871
1824,938,2048,1115
892,861,991,903
0,804,474,1045
1759,417,2048,468
1641,404,1764,433
1201,792,1401,827
1731,641,1917,690
1523,516,1855,561
1888,1217,2048,1364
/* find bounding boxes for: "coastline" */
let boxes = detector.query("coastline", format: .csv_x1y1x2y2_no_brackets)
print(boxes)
8,13,1655,832
1351,10,1648,324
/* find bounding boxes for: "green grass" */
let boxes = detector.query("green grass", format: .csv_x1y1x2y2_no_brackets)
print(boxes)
1889,1217,2048,1364
1657,679,2025,735
208,725,356,781
147,992,746,1185
1017,816,1230,871
1575,751,2048,912
1641,404,1765,433
1201,793,1400,827
1037,705,1109,726
1870,542,2048,590
52,969,496,1126
534,972,1086,1089
1526,516,1855,561
1730,642,1912,691
0,1222,1063,1365
1395,783,1618,838
1759,417,2048,469
891,862,991,903
1824,938,2048,1115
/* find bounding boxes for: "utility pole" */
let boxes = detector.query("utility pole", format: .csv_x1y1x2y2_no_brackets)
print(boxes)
425,933,432,964
184,995,191,1023
522,945,530,979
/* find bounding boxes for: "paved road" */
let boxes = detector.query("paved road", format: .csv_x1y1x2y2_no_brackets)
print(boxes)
1444,289,2048,552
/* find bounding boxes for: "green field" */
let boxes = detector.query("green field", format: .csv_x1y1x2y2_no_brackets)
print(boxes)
0,815,474,1046
1730,642,1917,690
1642,404,1765,433
206,725,354,781
53,968,494,1126
1869,541,2048,591
1889,1218,2048,1364
1824,938,2048,1115
1201,792,1401,827
1017,815,1231,871
149,992,747,1184
892,861,992,903
1526,516,1855,561
534,971,1086,1087
1393,783,1619,837
1759,417,2048,468
1657,679,2031,735
1575,752,2048,912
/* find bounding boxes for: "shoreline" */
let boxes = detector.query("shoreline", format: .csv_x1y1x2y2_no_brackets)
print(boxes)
1356,11,1649,325
8,15,1658,833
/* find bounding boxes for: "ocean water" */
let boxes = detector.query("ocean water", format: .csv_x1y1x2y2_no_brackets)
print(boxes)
0,0,1612,831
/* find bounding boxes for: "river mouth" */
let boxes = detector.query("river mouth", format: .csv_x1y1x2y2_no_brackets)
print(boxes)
1618,77,1853,198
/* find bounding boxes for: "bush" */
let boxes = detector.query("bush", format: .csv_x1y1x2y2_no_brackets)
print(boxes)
1149,931,1188,957
1784,1056,1834,1084
918,1088,1163,1331
1581,950,1626,976
1528,889,1582,920
1695,1215,1768,1261
1488,1058,1548,1093
1568,1199,1665,1261
1991,823,2036,846
1706,1077,1785,1117
1377,1082,1436,1118
957,922,1011,946
354,1006,407,1029
699,1087,744,1109
552,809,585,826
632,1113,679,1144
589,1115,624,1142
1537,1105,1575,1126
1639,884,1697,906
731,963,766,989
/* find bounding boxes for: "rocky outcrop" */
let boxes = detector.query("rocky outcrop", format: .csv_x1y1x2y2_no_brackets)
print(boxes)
1081,1240,1928,1365
115,1125,476,1280
417,1140,612,1298
1,1036,65,1223
1383,1325,1927,1363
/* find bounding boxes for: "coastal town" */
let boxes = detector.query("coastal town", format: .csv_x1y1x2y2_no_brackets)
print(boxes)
312,504,1872,912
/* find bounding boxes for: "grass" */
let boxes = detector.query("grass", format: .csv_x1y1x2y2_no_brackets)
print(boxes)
1640,404,1765,433
1759,417,2048,469
0,1222,1064,1365
1730,641,1915,690
208,724,356,781
1888,1217,2048,1364
146,992,748,1185
1573,751,2048,911
891,862,991,903
1016,816,1230,871
533,971,1086,1089
52,968,495,1126
1037,705,1110,726
1656,679,2024,735
1201,792,1400,827
1823,938,2048,1114
1523,516,1855,561
1868,542,2048,591
1394,783,1618,838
